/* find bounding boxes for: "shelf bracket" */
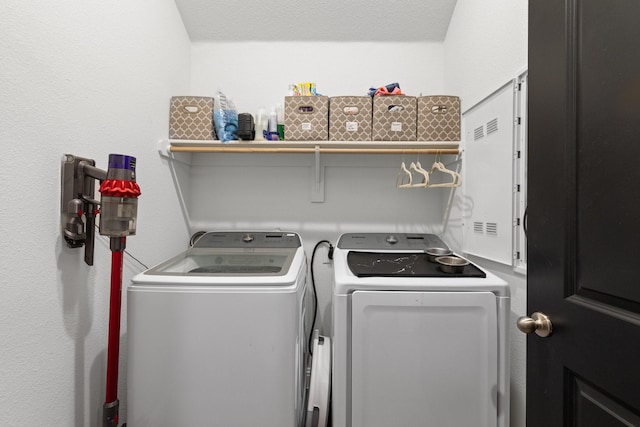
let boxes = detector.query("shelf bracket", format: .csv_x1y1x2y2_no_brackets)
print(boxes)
156,140,193,228
311,145,325,203
157,140,192,166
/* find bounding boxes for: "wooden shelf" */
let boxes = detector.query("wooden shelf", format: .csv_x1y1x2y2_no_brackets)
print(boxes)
168,140,460,155
160,139,462,203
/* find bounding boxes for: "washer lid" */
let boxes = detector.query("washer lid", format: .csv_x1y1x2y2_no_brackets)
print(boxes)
145,247,298,277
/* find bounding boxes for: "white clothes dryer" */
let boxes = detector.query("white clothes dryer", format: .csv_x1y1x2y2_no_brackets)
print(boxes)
127,231,310,427
332,233,510,427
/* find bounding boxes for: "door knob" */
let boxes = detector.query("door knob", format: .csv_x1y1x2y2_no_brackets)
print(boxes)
517,312,553,337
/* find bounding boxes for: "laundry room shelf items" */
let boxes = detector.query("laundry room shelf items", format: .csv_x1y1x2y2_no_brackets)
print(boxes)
167,140,460,155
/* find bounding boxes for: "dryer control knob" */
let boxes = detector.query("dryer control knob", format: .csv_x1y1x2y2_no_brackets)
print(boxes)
386,235,398,244
242,234,254,243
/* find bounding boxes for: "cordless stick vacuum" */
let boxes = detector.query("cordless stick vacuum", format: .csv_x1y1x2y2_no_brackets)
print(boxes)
61,154,141,427
99,155,140,427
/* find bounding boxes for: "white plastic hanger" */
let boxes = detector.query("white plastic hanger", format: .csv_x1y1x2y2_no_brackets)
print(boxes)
427,156,462,188
396,161,413,188
409,161,429,188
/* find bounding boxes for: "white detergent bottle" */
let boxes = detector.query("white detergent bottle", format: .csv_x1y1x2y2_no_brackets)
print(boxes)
255,107,267,140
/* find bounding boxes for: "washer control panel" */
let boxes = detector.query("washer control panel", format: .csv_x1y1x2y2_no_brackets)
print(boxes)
192,231,301,249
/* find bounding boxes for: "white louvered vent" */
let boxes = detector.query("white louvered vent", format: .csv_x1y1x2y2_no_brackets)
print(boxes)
474,126,484,141
486,222,498,236
473,222,484,233
486,118,498,134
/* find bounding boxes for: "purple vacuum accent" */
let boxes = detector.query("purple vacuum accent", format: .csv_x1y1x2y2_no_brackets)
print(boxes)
108,154,136,172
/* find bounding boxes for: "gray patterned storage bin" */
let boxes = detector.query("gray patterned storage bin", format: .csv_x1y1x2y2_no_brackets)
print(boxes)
169,96,215,140
372,96,417,141
284,96,329,141
329,96,372,141
417,96,461,141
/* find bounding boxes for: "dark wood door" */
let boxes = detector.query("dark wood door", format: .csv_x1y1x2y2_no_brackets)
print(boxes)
527,0,640,425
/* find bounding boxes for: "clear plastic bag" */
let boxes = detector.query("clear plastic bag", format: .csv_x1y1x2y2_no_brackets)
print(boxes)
213,90,238,142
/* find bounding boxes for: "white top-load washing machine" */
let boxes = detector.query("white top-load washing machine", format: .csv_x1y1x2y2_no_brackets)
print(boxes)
332,233,510,427
127,231,310,427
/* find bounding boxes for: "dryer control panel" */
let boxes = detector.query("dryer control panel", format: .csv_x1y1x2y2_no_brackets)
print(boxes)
336,233,448,251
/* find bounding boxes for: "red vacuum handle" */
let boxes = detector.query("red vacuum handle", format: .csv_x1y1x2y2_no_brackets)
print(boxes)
104,238,125,426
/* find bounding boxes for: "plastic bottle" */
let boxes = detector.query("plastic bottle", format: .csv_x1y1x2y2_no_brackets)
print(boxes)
255,107,267,141
267,110,279,141
276,103,285,140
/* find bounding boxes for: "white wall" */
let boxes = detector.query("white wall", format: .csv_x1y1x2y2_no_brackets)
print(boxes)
0,2,191,425
443,2,528,427
444,0,528,110
191,41,445,116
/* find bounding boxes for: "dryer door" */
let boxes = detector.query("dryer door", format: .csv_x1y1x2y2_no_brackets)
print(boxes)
350,291,498,427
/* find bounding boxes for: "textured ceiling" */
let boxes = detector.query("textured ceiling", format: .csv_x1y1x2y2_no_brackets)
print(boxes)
174,0,458,42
